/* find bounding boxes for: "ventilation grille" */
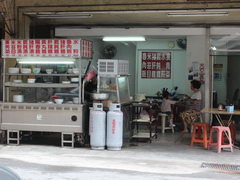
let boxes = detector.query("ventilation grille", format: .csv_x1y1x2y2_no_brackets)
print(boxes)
201,162,240,172
99,61,114,73
98,59,129,75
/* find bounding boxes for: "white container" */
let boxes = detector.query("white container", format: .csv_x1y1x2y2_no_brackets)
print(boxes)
71,78,79,83
90,103,106,150
62,81,71,84
106,103,123,150
73,97,79,104
46,69,53,74
72,68,79,74
33,68,41,74
13,79,22,83
21,68,31,74
13,95,24,103
27,78,36,83
55,99,64,104
8,67,19,74
67,68,73,74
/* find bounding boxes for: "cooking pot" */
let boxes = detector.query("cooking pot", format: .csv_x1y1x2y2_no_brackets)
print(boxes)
91,93,109,100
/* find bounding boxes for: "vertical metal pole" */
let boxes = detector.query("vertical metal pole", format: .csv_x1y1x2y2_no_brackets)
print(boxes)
3,58,6,102
116,76,120,103
97,75,100,93
78,58,81,104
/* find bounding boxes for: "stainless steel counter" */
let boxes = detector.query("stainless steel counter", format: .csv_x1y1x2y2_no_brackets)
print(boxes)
0,103,86,133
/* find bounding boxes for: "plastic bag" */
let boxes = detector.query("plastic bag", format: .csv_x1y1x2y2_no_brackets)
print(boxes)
84,64,97,81
140,110,150,120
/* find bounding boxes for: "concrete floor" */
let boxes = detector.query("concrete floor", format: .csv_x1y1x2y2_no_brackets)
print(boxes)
0,133,240,180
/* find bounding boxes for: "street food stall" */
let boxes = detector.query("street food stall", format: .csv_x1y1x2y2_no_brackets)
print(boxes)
0,39,92,147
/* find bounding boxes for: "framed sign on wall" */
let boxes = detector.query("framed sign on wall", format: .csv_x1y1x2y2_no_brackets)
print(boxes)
141,51,172,79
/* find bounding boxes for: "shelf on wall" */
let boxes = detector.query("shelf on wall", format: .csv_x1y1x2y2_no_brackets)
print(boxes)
6,73,80,77
4,82,79,88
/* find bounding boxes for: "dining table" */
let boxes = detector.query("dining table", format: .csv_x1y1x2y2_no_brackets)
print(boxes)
201,108,240,148
201,108,240,127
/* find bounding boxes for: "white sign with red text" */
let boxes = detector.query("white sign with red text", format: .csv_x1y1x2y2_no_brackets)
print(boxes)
1,39,85,58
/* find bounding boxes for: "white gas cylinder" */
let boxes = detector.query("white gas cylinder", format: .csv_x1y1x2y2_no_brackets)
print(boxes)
89,103,106,150
106,103,123,150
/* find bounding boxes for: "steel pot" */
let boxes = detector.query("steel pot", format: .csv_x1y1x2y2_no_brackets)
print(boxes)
91,93,109,100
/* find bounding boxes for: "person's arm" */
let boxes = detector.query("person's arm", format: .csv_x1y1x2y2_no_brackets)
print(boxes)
168,99,177,105
189,98,200,105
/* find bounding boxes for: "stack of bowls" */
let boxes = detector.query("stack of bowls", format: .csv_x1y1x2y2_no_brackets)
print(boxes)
13,95,24,103
55,99,64,104
27,78,36,83
46,69,53,74
21,68,31,74
8,67,19,74
33,68,41,74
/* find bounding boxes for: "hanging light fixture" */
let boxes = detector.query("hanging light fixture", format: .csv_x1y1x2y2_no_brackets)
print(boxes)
102,36,146,41
17,57,75,64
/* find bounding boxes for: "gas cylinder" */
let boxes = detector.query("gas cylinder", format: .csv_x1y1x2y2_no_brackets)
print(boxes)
89,103,106,150
106,103,123,150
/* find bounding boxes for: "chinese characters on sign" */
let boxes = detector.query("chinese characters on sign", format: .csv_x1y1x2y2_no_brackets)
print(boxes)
141,51,171,79
1,39,93,58
81,40,93,59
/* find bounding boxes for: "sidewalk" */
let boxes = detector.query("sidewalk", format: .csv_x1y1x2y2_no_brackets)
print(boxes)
0,133,239,180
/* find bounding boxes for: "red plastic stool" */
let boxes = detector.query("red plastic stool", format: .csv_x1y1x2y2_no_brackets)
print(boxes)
191,122,209,149
208,126,233,153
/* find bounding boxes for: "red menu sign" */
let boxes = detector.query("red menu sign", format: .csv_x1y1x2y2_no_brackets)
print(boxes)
81,39,93,59
1,39,83,58
141,51,172,79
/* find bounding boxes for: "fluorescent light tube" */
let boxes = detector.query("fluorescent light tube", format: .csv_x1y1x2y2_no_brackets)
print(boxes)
38,15,93,19
17,57,75,64
168,12,229,17
103,36,146,41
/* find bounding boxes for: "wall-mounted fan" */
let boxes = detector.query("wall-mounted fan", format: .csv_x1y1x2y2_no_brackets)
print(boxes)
176,39,187,49
102,44,117,59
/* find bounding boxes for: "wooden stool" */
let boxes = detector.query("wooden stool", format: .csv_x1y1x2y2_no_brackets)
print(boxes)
191,122,209,149
208,126,233,153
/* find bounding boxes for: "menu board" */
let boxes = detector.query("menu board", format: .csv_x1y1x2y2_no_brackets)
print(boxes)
141,51,172,79
1,39,92,58
81,39,93,59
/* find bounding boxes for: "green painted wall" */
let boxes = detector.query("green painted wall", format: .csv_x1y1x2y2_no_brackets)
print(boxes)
135,39,187,96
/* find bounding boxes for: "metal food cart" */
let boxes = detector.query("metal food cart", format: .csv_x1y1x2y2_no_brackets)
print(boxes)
0,39,92,147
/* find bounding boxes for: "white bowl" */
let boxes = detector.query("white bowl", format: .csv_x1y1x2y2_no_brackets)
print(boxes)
13,79,22,83
73,97,79,104
33,68,41,74
27,78,36,83
46,69,53,74
71,78,79,82
21,68,31,74
62,81,71,84
72,68,79,74
55,99,64,104
8,67,19,74
67,69,73,74
13,95,24,103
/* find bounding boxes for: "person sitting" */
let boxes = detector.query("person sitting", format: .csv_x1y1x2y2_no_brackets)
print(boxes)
160,90,177,127
180,80,202,133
